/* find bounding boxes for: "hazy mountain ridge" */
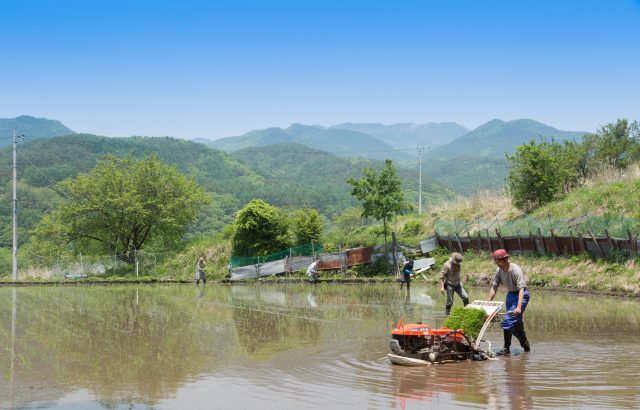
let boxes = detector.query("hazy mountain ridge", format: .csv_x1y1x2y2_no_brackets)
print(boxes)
204,124,405,160
332,122,470,151
0,115,75,148
428,119,585,159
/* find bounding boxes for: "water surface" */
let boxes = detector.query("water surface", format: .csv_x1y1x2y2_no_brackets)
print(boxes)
1,284,638,409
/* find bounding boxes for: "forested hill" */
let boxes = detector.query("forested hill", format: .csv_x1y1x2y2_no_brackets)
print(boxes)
0,115,76,148
428,119,584,159
0,134,263,245
0,135,455,246
230,143,456,214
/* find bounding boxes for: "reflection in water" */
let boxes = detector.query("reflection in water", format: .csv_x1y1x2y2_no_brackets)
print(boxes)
503,354,533,410
306,291,318,308
10,288,16,409
0,284,639,409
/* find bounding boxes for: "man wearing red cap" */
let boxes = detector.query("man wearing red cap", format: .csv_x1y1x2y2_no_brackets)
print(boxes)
488,249,531,355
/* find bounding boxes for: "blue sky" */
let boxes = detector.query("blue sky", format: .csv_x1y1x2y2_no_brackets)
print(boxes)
1,0,639,139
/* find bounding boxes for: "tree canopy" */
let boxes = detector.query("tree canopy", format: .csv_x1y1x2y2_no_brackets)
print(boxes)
291,208,323,246
347,159,412,253
33,154,208,262
231,199,290,256
506,140,581,211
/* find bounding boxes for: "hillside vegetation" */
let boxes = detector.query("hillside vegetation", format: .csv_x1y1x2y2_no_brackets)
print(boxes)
399,163,640,240
388,166,640,294
0,135,455,249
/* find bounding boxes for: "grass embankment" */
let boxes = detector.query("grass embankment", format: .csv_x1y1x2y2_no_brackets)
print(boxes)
394,165,640,294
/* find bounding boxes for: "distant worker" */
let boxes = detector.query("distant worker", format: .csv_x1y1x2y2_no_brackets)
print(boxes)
196,256,206,285
307,260,320,283
439,252,469,315
400,258,414,290
488,249,531,355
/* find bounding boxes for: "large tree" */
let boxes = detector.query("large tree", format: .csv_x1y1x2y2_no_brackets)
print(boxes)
34,154,207,262
347,160,411,261
291,208,323,246
232,199,290,256
506,140,581,211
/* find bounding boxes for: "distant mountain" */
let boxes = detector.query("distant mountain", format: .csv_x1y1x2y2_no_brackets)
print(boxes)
331,122,469,151
0,115,75,147
203,124,409,161
428,119,585,159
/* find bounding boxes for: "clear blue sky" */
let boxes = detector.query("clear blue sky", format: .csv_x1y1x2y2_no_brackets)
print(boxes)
1,0,639,139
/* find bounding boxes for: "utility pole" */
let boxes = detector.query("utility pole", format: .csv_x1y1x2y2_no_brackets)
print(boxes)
417,147,424,215
12,129,23,281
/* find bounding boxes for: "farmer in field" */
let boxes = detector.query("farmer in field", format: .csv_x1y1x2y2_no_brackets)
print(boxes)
307,260,320,283
196,256,206,285
400,258,414,290
439,252,469,315
487,249,531,355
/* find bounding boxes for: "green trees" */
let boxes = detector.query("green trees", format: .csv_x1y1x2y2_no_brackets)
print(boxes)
347,159,412,253
231,199,291,256
506,141,581,211
291,208,323,246
582,119,640,171
507,119,640,212
33,154,207,262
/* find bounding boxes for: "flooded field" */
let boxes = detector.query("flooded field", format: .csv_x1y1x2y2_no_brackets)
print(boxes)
1,284,639,409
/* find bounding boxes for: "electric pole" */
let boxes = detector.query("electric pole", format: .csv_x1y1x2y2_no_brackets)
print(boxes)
417,147,424,215
12,129,23,281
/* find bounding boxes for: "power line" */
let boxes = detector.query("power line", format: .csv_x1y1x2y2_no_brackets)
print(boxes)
17,149,70,199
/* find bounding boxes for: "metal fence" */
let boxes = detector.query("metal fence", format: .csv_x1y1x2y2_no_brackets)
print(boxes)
229,246,375,281
430,229,640,259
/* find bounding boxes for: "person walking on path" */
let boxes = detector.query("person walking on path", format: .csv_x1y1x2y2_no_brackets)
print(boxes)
196,256,206,285
439,252,469,315
487,249,531,355
307,260,320,283
400,259,414,291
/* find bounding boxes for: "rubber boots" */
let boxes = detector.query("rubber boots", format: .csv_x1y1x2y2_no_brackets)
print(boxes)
497,329,512,355
514,322,531,352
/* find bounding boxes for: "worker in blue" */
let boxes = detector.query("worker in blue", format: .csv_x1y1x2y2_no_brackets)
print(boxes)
400,258,414,290
487,249,531,355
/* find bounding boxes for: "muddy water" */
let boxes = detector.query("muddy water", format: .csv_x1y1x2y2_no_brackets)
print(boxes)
0,284,638,409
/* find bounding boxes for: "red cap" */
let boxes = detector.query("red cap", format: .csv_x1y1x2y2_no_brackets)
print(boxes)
492,249,509,259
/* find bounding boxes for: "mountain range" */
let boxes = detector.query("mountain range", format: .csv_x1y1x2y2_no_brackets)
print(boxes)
197,121,470,160
197,118,585,162
1,115,588,195
2,115,585,162
198,124,405,161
